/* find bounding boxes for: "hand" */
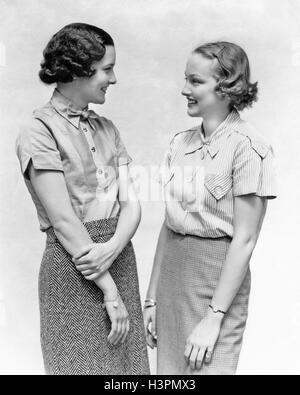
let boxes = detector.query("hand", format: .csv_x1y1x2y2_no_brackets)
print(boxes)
104,292,130,346
72,240,119,280
184,311,223,371
143,306,157,349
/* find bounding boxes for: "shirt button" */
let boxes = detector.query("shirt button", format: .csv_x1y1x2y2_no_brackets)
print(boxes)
82,127,87,132
91,147,96,153
98,169,103,175
200,150,205,160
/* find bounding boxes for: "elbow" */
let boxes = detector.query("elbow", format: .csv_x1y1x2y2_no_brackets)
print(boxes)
51,215,73,233
232,233,259,253
120,199,141,222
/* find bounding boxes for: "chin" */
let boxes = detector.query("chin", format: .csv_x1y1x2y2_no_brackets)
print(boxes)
187,108,201,117
92,98,105,105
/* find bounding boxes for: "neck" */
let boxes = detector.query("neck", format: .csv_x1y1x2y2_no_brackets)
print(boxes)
56,83,87,109
201,107,231,138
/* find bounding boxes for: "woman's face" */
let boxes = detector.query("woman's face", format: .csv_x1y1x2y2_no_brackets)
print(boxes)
182,52,229,117
76,45,116,106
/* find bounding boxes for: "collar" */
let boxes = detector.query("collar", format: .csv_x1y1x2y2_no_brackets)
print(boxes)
50,89,97,129
184,109,241,157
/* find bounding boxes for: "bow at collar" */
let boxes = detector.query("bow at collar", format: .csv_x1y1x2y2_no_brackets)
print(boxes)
67,107,98,121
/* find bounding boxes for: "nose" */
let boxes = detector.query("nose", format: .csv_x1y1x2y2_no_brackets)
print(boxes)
181,81,191,96
109,71,117,85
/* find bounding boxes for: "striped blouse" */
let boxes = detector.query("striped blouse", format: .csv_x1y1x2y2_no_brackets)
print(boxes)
16,89,132,231
160,110,277,238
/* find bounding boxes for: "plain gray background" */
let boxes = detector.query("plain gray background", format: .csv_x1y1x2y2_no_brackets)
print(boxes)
1,0,300,374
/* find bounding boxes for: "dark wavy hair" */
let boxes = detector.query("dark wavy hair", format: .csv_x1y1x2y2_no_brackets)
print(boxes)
39,23,114,84
193,41,258,111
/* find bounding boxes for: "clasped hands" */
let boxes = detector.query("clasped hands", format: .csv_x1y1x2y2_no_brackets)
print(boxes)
72,239,118,280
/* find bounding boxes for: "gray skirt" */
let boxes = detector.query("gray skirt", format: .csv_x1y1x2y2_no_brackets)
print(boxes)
156,227,251,375
39,217,150,375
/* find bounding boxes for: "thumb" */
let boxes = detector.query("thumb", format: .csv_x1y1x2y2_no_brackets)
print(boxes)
151,310,157,338
204,346,214,364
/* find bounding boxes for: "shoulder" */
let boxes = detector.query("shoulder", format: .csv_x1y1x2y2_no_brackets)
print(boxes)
17,115,50,141
16,113,56,154
96,115,115,129
32,101,57,122
169,126,200,150
229,119,273,159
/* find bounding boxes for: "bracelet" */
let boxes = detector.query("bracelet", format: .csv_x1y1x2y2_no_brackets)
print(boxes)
144,298,157,309
208,304,226,315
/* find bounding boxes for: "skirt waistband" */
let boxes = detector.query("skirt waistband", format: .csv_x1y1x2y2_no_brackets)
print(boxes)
45,217,119,243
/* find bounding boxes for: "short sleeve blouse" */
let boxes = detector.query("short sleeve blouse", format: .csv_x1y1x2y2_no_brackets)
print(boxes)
15,89,132,231
159,110,277,238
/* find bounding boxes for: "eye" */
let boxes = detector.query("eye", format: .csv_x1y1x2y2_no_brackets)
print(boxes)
184,76,203,85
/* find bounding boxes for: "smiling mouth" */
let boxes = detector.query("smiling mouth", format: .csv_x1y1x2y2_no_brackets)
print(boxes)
187,98,198,105
101,87,108,93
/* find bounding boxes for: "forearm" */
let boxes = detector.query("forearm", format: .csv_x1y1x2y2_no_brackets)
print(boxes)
53,216,117,294
146,221,168,300
109,200,141,256
210,236,257,313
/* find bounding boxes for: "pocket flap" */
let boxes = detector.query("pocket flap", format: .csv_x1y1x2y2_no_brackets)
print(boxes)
204,173,232,200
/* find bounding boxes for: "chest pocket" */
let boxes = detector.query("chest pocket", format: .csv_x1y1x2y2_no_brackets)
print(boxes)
165,166,205,210
96,165,118,192
204,173,232,200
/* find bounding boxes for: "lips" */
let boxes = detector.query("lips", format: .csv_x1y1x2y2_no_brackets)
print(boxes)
187,98,198,105
101,87,108,93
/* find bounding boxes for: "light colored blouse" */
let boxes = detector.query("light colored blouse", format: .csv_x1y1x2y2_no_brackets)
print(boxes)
15,89,132,231
160,110,277,238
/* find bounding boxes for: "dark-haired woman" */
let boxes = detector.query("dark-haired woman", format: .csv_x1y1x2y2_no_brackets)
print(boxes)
16,23,149,375
144,41,277,375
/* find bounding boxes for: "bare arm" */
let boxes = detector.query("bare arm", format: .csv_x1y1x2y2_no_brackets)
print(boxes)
185,195,267,370
146,220,168,300
211,195,267,312
110,164,141,255
143,220,169,348
29,165,117,294
73,164,141,276
29,165,129,345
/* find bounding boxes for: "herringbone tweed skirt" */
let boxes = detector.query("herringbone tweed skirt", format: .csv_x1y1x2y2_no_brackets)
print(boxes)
156,227,251,375
39,217,150,375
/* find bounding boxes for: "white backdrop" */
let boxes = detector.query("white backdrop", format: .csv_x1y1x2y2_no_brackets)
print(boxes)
0,0,300,375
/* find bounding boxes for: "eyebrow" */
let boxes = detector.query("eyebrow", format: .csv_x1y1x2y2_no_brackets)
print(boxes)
103,63,115,67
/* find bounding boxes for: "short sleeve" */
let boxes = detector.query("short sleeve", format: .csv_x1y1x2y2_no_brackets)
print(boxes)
15,118,64,180
110,122,132,166
232,137,277,199
155,134,177,185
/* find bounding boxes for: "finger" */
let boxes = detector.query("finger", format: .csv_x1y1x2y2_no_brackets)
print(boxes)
121,319,129,344
204,347,213,364
108,320,118,344
146,328,155,349
184,343,193,364
72,244,94,260
73,253,93,265
113,320,123,346
76,263,99,273
120,318,127,344
81,270,94,276
75,263,92,271
195,347,206,370
189,346,199,371
85,273,100,281
151,310,157,339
